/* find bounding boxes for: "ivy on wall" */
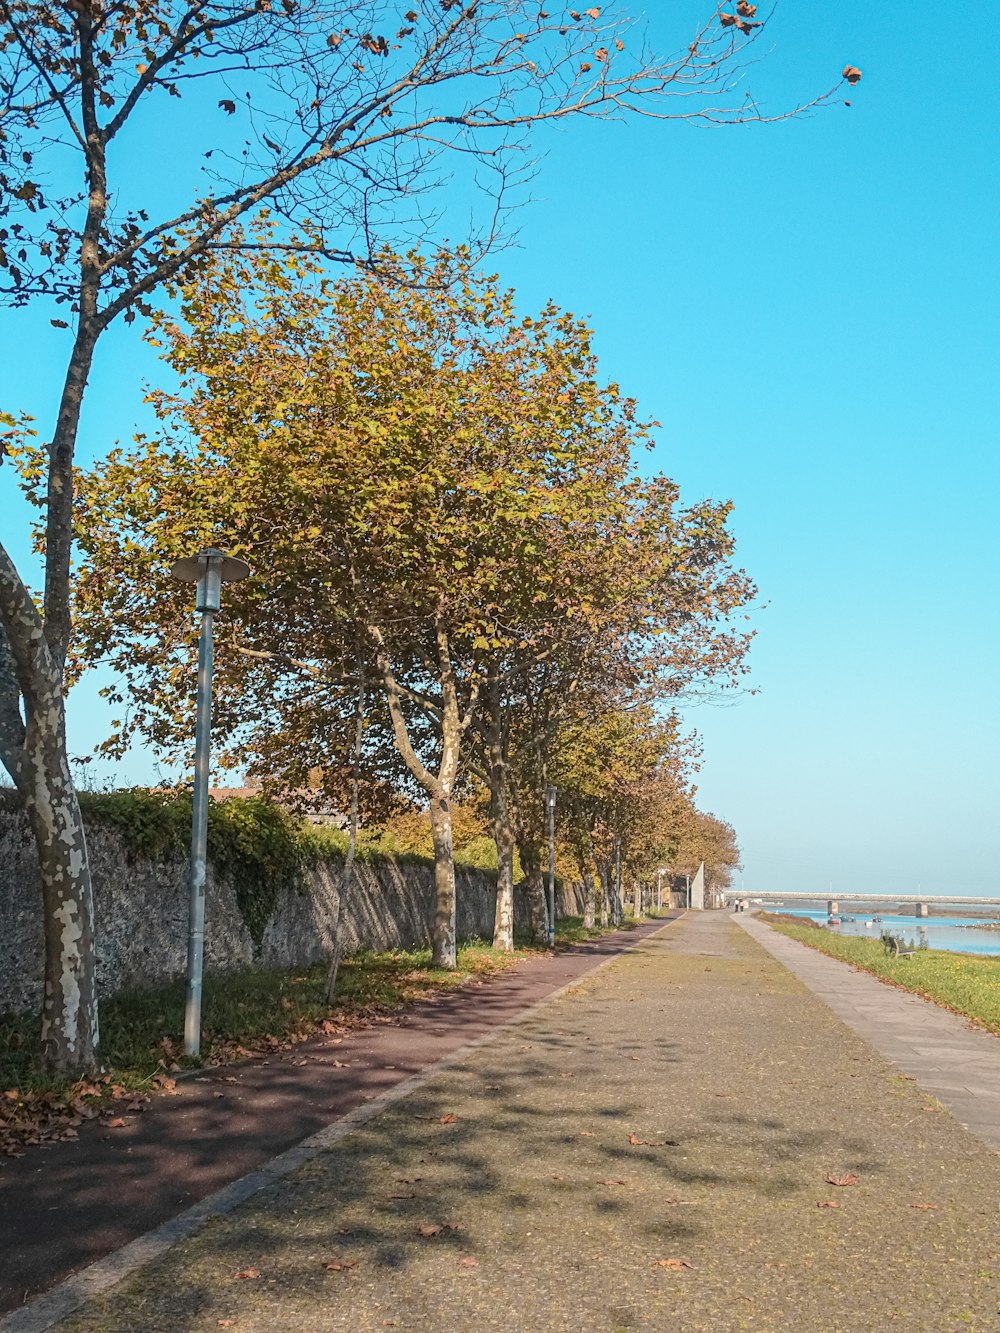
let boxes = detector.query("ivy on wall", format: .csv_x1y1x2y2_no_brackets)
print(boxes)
75,791,330,946
67,791,498,945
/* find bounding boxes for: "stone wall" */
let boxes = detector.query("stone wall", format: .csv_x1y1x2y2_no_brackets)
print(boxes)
0,805,585,1015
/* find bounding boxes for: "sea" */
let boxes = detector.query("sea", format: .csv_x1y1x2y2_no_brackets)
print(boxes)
776,908,1000,958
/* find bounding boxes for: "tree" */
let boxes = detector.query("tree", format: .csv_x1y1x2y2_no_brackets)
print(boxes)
0,1,852,1071
72,245,679,965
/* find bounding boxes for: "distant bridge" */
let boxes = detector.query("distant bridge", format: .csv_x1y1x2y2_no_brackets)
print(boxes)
722,890,1000,918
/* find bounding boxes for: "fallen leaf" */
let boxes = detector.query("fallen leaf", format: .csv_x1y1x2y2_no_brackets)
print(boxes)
105,1117,128,1129
439,1113,457,1124
825,1172,858,1188
579,1131,595,1137
628,1132,676,1147
457,1256,478,1268
911,1203,937,1211
324,1259,358,1271
213,1092,226,1099
417,1223,442,1237
233,1267,260,1280
599,1178,626,1187
816,1200,840,1209
652,1257,694,1270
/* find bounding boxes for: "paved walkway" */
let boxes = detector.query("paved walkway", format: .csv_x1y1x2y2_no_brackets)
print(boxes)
738,912,1000,1150
0,920,670,1323
21,912,1000,1333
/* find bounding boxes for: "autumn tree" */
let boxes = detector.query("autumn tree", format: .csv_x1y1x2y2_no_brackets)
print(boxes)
72,244,686,966
0,0,853,1069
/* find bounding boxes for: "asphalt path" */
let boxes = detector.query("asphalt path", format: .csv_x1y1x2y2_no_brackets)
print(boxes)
1,918,671,1317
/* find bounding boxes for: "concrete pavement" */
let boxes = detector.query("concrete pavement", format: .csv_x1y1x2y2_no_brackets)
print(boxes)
31,911,1000,1333
738,911,1000,1151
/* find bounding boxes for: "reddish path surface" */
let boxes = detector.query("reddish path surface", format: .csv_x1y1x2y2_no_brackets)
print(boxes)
2,919,672,1316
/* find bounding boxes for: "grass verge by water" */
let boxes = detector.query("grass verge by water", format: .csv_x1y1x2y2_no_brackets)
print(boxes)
759,912,1000,1036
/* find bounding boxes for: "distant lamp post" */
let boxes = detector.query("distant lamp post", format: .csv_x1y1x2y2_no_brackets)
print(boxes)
544,785,557,947
657,867,666,911
171,548,251,1057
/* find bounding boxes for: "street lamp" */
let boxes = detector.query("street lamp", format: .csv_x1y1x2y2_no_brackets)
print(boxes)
657,867,666,911
544,785,557,947
171,547,251,1057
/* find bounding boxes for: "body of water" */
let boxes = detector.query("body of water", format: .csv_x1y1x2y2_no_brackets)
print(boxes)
774,909,1000,958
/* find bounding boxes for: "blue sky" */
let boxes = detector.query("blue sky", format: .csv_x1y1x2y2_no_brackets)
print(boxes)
2,3,997,894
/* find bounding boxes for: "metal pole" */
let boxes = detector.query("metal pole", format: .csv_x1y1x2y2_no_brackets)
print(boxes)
546,787,556,947
657,868,663,911
184,584,216,1056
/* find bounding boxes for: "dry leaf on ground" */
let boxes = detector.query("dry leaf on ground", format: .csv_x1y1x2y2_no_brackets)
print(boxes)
652,1257,694,1270
825,1172,858,1187
233,1267,260,1280
817,1200,840,1209
457,1256,478,1268
911,1203,937,1211
628,1132,676,1147
324,1259,358,1271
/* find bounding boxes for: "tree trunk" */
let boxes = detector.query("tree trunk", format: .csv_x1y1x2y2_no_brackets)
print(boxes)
324,673,365,1004
518,843,548,946
483,692,515,953
25,703,100,1075
429,793,457,968
491,788,516,952
582,864,597,930
0,558,100,1076
598,863,610,927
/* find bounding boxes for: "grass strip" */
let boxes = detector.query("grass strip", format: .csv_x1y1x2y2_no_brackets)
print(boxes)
1,915,638,1111
758,912,1000,1035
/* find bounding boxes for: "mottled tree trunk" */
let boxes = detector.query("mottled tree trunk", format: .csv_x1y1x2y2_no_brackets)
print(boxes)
324,673,365,1004
491,788,516,952
429,793,457,968
582,864,597,930
598,863,610,928
0,562,101,1076
517,843,549,945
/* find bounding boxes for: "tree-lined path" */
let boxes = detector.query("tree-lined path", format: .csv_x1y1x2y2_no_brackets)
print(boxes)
15,913,1000,1333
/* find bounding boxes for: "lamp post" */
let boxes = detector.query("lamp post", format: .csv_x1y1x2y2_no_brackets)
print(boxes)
657,867,665,911
544,786,557,947
171,548,251,1057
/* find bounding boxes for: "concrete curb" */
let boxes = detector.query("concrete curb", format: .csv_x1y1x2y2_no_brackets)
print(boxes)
1,917,679,1333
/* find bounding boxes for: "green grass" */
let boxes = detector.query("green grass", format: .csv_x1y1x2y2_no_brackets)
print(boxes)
759,912,1000,1035
1,914,641,1102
